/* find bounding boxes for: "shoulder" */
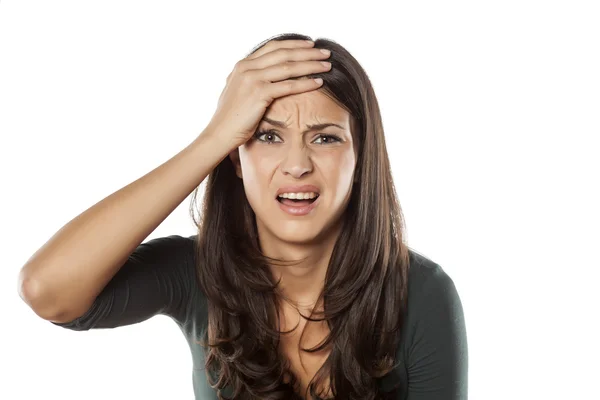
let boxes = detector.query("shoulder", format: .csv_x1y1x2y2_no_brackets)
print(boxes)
397,248,468,397
138,233,199,275
163,234,209,331
406,248,460,305
132,233,205,323
140,233,198,254
380,248,468,395
404,247,466,337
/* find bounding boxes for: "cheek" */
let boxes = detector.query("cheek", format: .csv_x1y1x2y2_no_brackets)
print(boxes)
321,152,356,194
239,152,276,203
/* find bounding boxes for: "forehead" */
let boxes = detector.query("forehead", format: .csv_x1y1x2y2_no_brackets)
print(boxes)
264,89,350,126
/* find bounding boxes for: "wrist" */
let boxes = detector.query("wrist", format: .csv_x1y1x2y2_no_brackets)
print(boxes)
194,127,238,157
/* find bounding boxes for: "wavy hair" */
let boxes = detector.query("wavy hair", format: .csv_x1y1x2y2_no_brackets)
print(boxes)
189,32,411,400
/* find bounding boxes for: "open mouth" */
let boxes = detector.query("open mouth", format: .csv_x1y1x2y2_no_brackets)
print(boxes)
276,194,320,207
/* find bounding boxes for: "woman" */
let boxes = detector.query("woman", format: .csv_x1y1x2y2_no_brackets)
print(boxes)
18,33,468,399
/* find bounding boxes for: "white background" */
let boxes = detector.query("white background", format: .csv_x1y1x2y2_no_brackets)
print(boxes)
1,1,599,399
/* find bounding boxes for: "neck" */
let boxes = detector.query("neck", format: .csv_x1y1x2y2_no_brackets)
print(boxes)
257,222,343,312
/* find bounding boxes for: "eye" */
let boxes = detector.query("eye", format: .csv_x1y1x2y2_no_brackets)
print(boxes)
313,134,342,145
254,129,283,144
253,130,342,145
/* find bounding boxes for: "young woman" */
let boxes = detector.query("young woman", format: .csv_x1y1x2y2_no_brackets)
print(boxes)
18,33,468,400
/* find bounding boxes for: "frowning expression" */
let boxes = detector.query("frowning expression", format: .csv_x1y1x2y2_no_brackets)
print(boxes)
230,88,358,244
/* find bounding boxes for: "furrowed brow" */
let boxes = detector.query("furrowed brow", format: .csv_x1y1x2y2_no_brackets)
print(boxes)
261,117,346,134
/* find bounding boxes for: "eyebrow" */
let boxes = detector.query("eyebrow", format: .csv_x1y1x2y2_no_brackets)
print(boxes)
261,117,346,133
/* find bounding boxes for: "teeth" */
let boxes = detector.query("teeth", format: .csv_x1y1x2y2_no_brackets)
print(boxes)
278,192,318,200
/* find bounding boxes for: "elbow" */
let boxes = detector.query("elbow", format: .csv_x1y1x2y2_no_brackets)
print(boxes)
18,270,70,321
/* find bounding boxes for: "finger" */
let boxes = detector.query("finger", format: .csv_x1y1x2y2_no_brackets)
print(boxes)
257,60,331,83
245,39,314,61
265,77,324,101
246,47,330,72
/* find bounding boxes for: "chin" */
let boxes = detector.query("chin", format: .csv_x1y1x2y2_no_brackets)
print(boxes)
274,223,323,244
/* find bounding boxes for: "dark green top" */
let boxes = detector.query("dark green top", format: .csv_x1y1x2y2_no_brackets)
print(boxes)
52,235,468,399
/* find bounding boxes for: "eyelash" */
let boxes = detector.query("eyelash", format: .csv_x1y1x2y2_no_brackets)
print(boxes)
253,129,342,145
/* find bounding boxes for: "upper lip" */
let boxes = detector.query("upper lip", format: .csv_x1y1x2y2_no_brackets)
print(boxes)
276,185,321,197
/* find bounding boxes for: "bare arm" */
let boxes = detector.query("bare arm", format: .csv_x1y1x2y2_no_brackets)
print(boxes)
18,38,332,324
17,129,231,323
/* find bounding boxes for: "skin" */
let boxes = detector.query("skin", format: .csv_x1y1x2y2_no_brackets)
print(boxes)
229,87,358,312
229,88,357,396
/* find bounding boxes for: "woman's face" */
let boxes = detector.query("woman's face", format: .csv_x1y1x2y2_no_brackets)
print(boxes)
230,89,357,245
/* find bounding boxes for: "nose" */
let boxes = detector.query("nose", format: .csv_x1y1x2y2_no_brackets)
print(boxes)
279,145,313,179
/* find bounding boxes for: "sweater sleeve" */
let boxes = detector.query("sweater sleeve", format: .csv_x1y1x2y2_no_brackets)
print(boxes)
405,265,469,400
50,234,198,331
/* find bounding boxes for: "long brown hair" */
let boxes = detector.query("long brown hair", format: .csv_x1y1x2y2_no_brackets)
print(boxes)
189,33,411,400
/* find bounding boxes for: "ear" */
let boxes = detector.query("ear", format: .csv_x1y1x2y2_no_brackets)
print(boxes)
229,148,243,179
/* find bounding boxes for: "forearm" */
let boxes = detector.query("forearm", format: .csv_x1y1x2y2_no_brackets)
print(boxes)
18,130,231,321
